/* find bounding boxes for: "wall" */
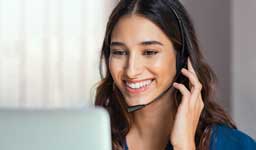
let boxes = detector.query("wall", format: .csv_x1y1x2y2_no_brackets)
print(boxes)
181,0,232,114
0,0,116,108
232,0,256,139
181,0,256,138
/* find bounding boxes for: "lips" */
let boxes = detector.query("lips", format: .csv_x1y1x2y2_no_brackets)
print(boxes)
124,79,154,94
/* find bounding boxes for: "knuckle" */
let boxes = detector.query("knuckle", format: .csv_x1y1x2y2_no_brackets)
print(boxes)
196,83,203,90
178,84,186,90
199,83,203,89
180,84,186,89
185,91,191,97
187,70,193,76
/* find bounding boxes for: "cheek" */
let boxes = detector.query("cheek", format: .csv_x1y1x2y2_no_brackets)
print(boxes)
149,55,176,79
109,59,124,81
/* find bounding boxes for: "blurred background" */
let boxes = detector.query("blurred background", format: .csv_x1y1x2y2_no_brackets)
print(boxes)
0,0,255,138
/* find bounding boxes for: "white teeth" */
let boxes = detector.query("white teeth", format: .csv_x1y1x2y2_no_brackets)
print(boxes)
126,80,152,89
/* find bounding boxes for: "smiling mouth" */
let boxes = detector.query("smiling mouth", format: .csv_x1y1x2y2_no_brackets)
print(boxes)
124,79,154,94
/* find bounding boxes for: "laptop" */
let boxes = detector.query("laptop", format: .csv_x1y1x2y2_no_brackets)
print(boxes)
0,107,111,150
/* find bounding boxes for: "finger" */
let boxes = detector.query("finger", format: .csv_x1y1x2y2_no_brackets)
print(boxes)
194,95,204,125
173,82,191,104
197,94,204,109
194,94,204,112
188,58,196,75
189,84,203,108
181,68,203,107
181,68,201,91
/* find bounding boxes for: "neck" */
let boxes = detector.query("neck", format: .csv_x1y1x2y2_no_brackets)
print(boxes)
127,90,175,149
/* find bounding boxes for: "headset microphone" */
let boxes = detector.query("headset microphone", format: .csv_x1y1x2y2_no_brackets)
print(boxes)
127,72,181,112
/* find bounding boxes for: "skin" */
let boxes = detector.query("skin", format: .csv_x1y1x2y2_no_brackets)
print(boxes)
109,15,204,150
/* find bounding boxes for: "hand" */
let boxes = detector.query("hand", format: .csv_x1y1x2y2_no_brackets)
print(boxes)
170,58,204,150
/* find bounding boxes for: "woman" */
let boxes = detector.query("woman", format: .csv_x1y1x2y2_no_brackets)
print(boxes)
95,0,256,149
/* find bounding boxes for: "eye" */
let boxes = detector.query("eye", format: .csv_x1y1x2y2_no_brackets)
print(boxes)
111,50,128,56
143,49,159,56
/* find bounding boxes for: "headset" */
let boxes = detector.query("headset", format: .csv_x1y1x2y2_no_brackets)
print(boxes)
127,4,190,112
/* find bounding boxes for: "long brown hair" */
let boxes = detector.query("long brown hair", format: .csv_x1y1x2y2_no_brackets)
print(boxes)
95,0,236,149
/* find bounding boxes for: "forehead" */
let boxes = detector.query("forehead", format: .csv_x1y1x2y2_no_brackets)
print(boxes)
111,15,171,45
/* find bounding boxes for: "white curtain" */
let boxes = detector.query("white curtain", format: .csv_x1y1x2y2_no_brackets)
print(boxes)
0,0,117,108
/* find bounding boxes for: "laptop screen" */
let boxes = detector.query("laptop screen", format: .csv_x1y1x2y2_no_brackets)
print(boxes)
0,107,111,150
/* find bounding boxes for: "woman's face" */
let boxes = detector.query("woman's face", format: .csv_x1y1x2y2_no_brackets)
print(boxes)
109,15,176,106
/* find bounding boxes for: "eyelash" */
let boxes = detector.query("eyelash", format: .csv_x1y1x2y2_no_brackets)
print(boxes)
143,50,159,56
111,50,128,56
111,49,159,56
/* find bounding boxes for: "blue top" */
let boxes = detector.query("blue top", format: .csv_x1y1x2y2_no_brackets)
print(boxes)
123,124,256,150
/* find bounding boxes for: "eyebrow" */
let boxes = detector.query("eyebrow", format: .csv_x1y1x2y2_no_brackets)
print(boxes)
140,41,163,46
110,40,164,47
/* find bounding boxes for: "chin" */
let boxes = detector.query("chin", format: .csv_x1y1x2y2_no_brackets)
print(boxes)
124,96,154,106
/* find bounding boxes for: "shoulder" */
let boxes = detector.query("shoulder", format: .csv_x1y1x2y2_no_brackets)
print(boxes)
210,124,256,150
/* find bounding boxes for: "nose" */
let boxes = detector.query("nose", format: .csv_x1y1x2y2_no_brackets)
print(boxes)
125,54,143,78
